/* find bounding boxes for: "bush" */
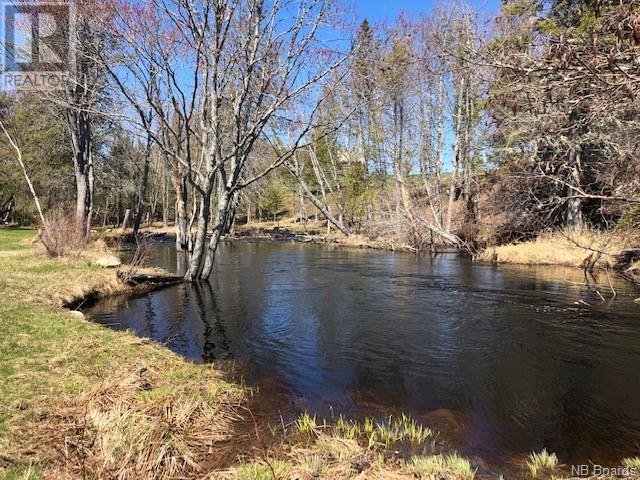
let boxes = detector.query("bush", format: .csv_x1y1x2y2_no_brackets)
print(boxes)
39,210,87,257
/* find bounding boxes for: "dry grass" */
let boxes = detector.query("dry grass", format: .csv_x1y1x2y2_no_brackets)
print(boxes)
220,432,475,480
0,227,245,479
0,228,124,308
478,229,638,268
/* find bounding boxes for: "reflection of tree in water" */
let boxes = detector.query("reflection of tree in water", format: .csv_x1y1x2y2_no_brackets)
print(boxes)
191,281,230,362
142,295,157,340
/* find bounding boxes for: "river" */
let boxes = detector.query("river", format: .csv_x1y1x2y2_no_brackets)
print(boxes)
87,240,640,467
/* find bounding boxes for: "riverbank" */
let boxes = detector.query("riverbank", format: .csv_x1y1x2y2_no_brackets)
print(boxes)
233,223,640,282
0,228,483,479
476,230,640,281
4,227,638,479
0,228,246,479
231,220,436,253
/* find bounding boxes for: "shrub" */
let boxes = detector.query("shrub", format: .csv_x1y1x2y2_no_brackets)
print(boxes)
39,209,87,257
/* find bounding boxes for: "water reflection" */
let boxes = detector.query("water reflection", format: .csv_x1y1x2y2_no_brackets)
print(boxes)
89,241,640,465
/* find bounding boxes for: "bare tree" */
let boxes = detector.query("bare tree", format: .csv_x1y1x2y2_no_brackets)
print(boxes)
100,0,349,280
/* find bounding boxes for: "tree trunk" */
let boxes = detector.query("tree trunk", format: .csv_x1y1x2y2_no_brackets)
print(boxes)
299,187,307,227
200,190,233,280
566,149,584,230
68,109,93,241
121,208,131,230
172,159,190,251
445,76,465,234
133,142,152,237
184,191,211,281
434,79,446,226
394,100,422,247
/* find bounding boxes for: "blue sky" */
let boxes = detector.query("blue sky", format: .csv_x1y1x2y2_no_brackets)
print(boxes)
353,0,500,22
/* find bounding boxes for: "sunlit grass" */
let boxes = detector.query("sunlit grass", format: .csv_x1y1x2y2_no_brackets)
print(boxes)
334,415,362,440
478,229,637,268
0,227,33,250
527,449,559,478
623,457,640,469
411,453,476,479
374,413,433,448
232,460,290,480
330,413,433,450
294,412,318,434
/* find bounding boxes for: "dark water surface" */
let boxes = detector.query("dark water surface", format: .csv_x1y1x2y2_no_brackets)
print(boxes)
88,241,640,466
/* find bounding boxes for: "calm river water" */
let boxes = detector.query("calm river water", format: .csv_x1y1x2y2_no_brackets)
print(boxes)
87,241,640,466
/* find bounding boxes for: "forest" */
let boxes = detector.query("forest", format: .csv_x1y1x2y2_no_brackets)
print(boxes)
2,0,639,281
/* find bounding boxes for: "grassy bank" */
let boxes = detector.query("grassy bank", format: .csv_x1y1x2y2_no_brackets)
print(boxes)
0,228,245,479
477,230,639,270
2,227,638,479
0,227,483,479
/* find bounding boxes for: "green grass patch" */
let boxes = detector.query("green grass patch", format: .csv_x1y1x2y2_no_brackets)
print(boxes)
232,460,290,480
0,465,43,480
0,227,34,251
411,454,476,479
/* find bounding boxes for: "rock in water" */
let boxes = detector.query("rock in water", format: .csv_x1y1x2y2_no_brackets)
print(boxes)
95,255,121,268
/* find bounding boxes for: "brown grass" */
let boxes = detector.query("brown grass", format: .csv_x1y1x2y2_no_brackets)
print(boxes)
0,228,245,479
11,360,244,479
478,229,639,268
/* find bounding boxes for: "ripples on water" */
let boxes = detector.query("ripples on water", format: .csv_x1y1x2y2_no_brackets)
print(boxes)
88,241,640,466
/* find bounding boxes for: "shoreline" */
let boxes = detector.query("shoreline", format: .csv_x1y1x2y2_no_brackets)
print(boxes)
1,226,638,479
0,228,246,479
112,224,640,285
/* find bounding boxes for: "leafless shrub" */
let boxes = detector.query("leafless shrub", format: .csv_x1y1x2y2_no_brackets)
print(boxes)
39,210,87,258
117,238,151,284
